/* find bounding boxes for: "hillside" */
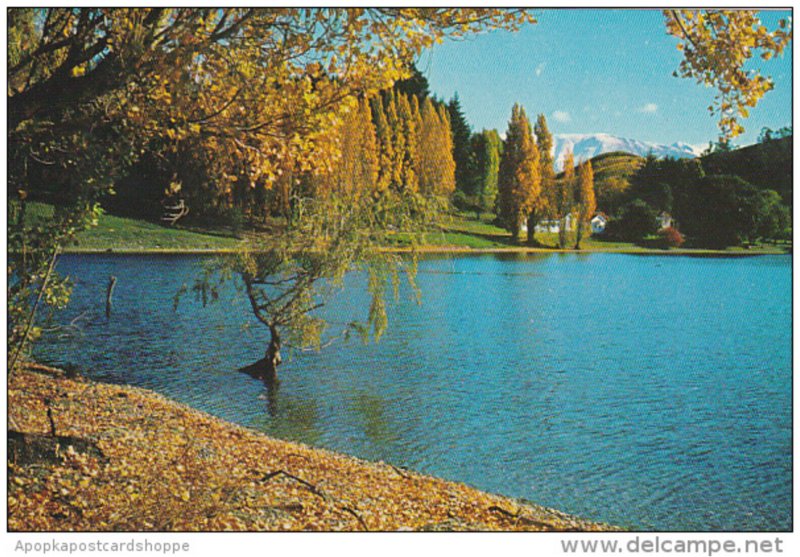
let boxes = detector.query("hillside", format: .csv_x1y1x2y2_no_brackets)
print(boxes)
552,133,700,171
556,135,792,215
557,151,645,214
700,136,792,205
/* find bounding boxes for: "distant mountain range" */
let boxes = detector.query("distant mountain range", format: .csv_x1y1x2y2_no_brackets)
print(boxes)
552,133,704,171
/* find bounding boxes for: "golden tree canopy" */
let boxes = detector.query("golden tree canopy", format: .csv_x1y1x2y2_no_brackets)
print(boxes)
664,9,792,139
8,8,536,192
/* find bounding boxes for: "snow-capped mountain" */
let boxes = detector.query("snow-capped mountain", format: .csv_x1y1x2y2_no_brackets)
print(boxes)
552,133,704,171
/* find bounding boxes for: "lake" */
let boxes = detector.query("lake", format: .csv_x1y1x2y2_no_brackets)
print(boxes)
34,253,792,531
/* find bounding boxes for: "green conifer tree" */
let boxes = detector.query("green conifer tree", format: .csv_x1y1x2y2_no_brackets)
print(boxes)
448,93,476,195
394,63,430,102
470,129,502,218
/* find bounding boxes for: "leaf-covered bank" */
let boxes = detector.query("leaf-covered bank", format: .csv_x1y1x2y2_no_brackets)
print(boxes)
9,364,617,532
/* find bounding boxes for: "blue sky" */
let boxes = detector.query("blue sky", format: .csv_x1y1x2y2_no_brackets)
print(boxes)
422,9,792,147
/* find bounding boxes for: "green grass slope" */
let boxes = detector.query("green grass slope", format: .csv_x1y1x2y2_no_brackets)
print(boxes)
24,203,242,251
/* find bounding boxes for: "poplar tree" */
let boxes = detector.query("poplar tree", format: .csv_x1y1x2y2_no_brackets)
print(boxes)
557,150,575,249
523,137,544,245
533,114,557,232
436,104,457,196
497,104,541,242
410,94,424,140
384,91,405,191
574,160,596,250
419,99,444,194
371,97,394,192
412,95,426,190
331,97,378,197
397,93,419,193
414,101,458,196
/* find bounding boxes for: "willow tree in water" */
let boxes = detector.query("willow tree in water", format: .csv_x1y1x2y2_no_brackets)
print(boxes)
190,187,443,383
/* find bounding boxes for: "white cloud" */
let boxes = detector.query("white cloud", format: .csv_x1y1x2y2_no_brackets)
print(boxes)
638,102,658,114
535,63,545,77
552,110,571,123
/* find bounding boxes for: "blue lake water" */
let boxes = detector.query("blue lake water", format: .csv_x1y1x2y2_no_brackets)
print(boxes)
34,253,792,531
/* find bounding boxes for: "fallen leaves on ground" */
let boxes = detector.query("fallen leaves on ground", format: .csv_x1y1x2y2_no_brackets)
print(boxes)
8,363,617,532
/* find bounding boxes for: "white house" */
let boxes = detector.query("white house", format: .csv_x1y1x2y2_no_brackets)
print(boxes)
532,213,575,234
657,212,674,230
521,213,609,235
590,213,608,234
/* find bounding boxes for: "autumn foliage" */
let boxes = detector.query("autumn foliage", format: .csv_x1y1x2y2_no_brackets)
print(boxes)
7,8,533,369
557,150,576,249
658,226,686,248
497,104,542,242
9,365,616,531
574,160,596,250
664,9,792,139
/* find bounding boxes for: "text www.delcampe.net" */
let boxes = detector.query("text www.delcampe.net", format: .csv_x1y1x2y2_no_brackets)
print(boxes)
561,536,785,555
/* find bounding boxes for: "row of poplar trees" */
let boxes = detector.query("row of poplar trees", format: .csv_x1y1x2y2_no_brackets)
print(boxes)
286,90,456,212
119,86,458,222
496,104,596,249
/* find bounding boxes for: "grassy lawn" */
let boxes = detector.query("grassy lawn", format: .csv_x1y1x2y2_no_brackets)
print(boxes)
75,213,243,251
21,203,789,255
25,203,243,251
438,213,641,251
432,212,789,254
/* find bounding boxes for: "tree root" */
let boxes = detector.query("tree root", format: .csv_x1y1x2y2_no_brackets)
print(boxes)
259,468,369,530
488,505,559,530
389,464,411,479
260,469,326,500
340,505,369,531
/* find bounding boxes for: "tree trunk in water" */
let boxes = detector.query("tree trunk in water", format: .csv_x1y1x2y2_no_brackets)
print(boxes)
238,325,281,384
263,325,282,384
106,276,117,318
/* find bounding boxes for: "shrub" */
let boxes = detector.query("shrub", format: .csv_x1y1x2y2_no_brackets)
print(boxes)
608,199,659,242
658,226,685,248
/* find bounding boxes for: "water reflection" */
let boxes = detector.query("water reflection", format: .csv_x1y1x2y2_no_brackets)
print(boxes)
350,390,401,449
252,382,321,446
